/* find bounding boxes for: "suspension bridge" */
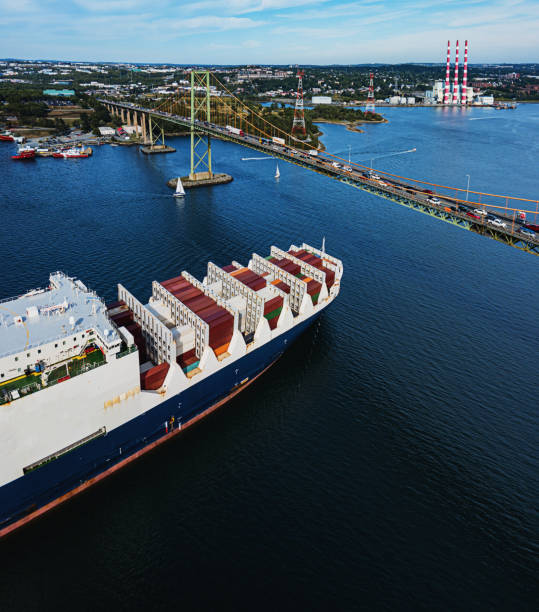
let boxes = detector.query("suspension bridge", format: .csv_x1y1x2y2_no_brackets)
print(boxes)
100,70,538,257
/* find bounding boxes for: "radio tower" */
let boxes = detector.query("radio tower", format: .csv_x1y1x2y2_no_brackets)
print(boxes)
452,40,460,104
443,40,451,104
366,72,375,113
462,40,469,104
292,67,306,137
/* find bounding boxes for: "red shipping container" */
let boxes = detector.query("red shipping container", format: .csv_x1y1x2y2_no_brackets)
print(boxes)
247,279,266,292
222,264,237,273
161,275,184,287
264,296,283,313
208,312,233,329
165,279,190,293
184,295,214,312
199,308,228,324
174,287,202,302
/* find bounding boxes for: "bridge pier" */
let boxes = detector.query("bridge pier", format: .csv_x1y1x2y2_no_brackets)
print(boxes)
167,174,233,190
140,112,150,145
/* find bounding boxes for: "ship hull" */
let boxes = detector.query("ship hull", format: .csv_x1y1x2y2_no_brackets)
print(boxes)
0,312,321,537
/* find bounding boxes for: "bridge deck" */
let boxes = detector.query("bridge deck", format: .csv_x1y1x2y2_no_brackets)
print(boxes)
101,100,539,257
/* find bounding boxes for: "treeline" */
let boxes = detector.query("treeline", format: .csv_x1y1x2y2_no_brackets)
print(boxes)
307,104,383,122
76,93,114,134
0,85,49,123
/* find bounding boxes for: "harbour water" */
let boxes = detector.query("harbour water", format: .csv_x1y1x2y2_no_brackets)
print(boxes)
0,105,537,610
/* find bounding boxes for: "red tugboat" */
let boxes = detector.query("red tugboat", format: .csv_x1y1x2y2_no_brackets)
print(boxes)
12,146,36,160
0,131,15,142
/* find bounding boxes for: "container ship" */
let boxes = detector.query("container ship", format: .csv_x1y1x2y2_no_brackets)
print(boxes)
0,243,342,537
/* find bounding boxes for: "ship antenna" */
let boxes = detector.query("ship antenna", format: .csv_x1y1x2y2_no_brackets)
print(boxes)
321,236,326,253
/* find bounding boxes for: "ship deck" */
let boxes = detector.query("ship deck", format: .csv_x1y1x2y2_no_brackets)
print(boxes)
0,273,118,359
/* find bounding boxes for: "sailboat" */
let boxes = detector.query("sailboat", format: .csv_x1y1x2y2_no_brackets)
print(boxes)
275,163,280,180
173,177,185,198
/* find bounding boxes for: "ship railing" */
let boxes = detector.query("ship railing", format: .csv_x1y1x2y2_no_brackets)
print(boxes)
116,345,138,359
46,359,106,388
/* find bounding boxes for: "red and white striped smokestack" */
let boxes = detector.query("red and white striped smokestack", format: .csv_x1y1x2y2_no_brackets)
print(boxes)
443,40,451,104
452,40,459,104
462,40,468,104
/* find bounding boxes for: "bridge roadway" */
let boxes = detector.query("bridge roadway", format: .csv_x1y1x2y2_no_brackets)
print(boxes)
102,100,539,256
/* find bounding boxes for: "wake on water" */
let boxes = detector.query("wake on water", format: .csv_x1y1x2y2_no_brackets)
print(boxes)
357,148,417,162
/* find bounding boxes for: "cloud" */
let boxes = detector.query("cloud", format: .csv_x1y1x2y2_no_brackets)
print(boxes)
180,0,329,15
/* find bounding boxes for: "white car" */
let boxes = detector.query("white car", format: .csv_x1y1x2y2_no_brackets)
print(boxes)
378,180,389,187
332,162,343,169
428,197,441,205
343,166,352,172
368,172,381,180
474,208,488,216
487,218,507,229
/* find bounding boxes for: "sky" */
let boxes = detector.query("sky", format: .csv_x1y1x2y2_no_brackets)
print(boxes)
0,0,538,64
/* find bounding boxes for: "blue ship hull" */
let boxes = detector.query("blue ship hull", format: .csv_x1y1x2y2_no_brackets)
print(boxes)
0,313,320,536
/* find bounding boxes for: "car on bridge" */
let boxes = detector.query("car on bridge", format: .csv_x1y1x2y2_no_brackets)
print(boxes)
466,211,482,220
474,208,488,216
487,218,507,229
428,197,441,205
517,227,536,239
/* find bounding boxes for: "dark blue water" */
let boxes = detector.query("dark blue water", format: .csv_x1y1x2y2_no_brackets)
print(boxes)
1,106,537,611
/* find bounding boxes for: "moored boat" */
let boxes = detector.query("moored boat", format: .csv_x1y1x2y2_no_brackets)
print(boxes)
52,147,89,159
11,146,36,160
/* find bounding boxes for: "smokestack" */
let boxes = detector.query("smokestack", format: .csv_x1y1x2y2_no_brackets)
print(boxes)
443,40,451,104
452,40,459,104
462,40,468,104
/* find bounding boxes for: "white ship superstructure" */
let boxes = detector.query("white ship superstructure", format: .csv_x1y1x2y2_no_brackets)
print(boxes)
0,244,342,537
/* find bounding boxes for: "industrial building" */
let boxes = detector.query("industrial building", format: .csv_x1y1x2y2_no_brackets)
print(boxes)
311,96,332,105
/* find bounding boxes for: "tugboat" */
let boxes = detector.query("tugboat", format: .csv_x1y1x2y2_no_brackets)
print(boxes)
12,146,36,160
0,131,15,142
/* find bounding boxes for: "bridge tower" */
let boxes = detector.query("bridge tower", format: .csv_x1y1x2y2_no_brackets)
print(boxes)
366,73,375,113
292,67,307,137
189,70,213,180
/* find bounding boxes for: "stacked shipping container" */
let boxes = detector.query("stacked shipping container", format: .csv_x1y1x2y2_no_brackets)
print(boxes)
289,249,335,290
161,274,234,363
140,362,170,390
228,266,267,292
106,301,148,363
263,296,283,330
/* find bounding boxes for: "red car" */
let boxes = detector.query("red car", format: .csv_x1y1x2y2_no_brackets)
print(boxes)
466,211,481,220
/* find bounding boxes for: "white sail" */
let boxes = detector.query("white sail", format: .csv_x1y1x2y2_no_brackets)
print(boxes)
174,177,185,197
275,164,280,179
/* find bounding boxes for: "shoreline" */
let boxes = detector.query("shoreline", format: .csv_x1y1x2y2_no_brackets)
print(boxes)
313,117,387,139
